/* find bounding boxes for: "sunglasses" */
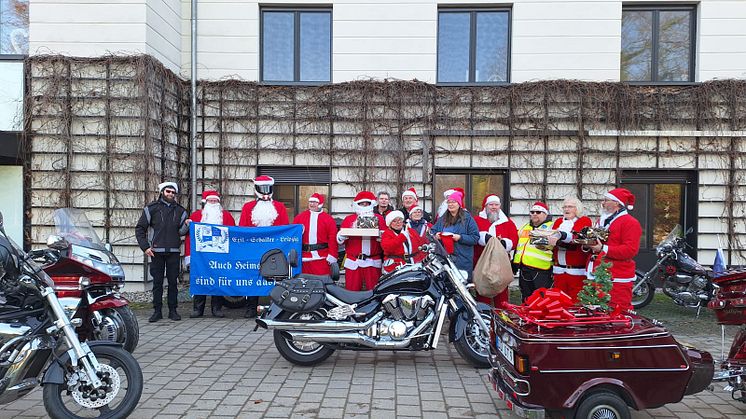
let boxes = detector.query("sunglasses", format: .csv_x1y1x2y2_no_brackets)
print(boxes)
529,211,544,214
163,189,176,195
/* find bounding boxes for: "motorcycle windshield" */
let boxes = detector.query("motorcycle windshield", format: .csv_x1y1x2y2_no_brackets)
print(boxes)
53,208,107,252
657,225,683,250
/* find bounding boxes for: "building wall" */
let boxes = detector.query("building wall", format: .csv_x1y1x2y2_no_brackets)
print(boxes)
29,0,746,82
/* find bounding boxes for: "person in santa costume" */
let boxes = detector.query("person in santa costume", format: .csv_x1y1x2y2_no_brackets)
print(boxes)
474,194,518,307
293,193,339,276
239,175,289,318
513,201,554,301
435,187,465,221
547,197,593,302
381,211,416,273
337,191,386,291
587,188,642,311
185,190,236,318
406,205,432,263
398,187,432,222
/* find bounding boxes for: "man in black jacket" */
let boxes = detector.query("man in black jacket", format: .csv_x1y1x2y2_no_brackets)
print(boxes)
136,182,189,322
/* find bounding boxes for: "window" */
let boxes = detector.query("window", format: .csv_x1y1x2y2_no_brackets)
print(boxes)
261,8,332,83
0,0,28,55
434,171,508,215
621,5,696,82
258,167,331,219
437,8,510,84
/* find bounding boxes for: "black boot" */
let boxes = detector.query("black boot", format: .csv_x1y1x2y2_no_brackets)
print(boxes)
244,306,257,319
211,296,225,318
190,295,206,318
168,309,181,321
149,309,162,323
212,306,225,318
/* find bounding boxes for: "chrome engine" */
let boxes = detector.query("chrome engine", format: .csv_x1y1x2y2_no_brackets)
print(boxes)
664,274,711,307
363,295,435,341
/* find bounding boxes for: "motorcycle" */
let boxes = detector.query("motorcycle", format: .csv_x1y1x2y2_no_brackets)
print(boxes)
708,268,746,403
0,211,143,418
43,208,139,352
255,233,493,368
631,225,715,310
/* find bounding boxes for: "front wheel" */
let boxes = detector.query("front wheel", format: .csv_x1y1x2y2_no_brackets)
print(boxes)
94,306,140,353
43,345,143,419
631,271,655,310
273,312,335,366
453,311,491,369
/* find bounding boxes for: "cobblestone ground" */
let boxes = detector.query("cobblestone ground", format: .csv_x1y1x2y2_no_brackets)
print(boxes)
4,309,746,418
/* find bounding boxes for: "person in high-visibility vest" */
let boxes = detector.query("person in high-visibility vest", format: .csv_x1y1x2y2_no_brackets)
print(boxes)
513,201,554,301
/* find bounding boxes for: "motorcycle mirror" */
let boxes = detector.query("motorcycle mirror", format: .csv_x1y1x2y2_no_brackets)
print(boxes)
329,261,340,282
46,234,68,250
685,226,693,235
104,243,113,252
288,248,298,268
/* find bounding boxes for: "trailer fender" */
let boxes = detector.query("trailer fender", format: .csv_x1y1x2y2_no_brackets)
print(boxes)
564,379,640,411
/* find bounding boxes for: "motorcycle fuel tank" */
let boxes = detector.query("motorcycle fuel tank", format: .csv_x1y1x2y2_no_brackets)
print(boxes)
677,252,707,275
374,266,431,295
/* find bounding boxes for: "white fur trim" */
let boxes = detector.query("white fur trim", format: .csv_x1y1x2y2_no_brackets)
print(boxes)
604,192,625,207
484,195,500,205
158,182,178,193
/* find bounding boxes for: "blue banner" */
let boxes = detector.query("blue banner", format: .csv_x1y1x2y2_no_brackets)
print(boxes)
189,223,302,296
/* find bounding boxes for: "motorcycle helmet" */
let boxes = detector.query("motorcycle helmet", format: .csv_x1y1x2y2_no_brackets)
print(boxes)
254,175,275,197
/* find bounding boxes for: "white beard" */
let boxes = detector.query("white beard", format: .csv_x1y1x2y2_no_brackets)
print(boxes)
599,209,613,228
437,200,448,218
252,200,278,227
201,203,224,224
353,202,374,216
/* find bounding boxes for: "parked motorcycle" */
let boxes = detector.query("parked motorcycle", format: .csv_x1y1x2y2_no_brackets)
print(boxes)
256,234,493,368
632,225,715,309
708,269,746,403
42,208,139,352
0,211,143,418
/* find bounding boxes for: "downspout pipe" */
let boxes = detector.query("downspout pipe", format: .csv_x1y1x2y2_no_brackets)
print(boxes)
190,0,198,211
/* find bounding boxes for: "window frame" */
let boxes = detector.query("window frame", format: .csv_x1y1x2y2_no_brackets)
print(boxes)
436,7,512,86
433,169,511,215
621,4,697,84
259,7,333,85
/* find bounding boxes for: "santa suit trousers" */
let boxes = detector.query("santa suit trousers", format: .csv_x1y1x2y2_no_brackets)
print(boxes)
553,273,586,302
610,281,633,311
477,289,509,308
345,266,380,291
302,259,331,276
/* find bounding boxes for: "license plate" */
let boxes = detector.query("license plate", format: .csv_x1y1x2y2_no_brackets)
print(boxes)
496,336,514,364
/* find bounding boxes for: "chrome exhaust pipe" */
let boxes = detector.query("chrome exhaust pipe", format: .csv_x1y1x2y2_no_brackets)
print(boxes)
281,311,435,349
257,312,384,331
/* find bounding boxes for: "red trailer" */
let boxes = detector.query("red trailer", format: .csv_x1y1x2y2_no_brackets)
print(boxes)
488,306,714,419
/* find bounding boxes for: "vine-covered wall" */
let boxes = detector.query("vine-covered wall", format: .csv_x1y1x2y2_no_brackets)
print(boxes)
25,55,746,286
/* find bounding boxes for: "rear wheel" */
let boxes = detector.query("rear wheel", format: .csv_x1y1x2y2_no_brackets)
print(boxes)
273,312,335,366
222,296,248,309
94,306,140,353
631,271,655,309
574,391,630,419
453,311,491,368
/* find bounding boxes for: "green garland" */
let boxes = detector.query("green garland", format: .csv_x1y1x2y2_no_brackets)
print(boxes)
577,261,613,311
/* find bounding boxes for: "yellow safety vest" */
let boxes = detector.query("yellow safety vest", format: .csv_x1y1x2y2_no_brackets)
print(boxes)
513,221,554,270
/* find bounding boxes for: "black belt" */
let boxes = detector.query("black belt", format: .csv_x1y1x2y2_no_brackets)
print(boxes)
355,253,371,260
303,243,329,251
556,264,585,269
390,254,414,260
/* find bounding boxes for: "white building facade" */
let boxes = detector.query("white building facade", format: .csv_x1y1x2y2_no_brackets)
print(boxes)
2,0,745,287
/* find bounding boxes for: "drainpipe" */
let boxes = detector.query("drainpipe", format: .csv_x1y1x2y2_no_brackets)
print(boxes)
190,0,198,211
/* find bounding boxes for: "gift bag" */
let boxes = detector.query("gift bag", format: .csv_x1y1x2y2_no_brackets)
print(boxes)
473,237,514,297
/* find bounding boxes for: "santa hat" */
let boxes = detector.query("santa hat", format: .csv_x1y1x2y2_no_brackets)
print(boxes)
402,187,418,200
408,205,423,215
385,211,405,227
158,182,178,193
605,188,635,210
447,191,464,207
530,201,549,214
442,187,465,199
253,175,275,186
308,193,325,207
354,190,377,204
481,194,500,209
202,190,220,201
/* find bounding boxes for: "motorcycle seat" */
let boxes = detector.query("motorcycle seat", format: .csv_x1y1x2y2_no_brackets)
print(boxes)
325,284,374,304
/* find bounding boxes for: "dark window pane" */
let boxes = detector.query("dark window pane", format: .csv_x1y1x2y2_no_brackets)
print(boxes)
263,11,295,81
621,10,653,81
1,0,29,55
470,174,505,213
434,174,467,209
300,12,331,82
437,12,471,83
652,184,683,246
273,185,296,219
658,11,691,82
475,12,509,82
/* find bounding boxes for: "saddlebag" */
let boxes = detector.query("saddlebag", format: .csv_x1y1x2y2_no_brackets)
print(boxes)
270,278,326,313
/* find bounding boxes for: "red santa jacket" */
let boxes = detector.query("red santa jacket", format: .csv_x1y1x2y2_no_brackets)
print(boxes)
473,212,518,265
551,216,592,276
238,200,289,227
293,210,339,263
588,211,642,283
405,220,431,263
337,213,385,270
381,227,415,273
184,209,236,263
